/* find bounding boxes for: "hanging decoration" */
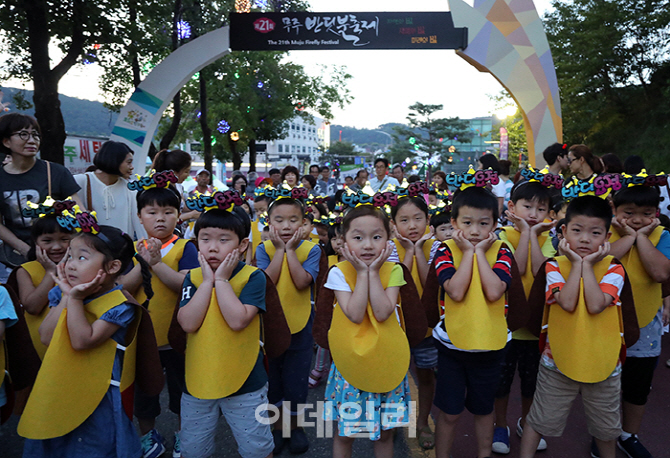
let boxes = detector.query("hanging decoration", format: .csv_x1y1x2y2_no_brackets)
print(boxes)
217,120,231,134
235,0,251,13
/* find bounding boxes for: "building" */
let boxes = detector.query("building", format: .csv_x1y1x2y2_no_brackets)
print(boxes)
440,116,495,174
261,114,330,171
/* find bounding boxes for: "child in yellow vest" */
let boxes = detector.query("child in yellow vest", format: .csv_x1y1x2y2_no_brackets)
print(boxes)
20,224,155,458
322,205,412,458
177,206,274,458
492,181,555,454
14,214,74,360
122,182,199,458
255,197,321,454
602,183,670,457
520,196,627,458
388,195,440,450
431,186,517,458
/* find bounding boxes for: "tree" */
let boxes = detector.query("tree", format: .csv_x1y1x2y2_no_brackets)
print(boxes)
0,0,125,163
544,0,670,170
391,102,471,175
489,91,528,171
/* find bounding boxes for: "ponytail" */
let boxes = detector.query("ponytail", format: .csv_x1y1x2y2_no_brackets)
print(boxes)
133,251,154,307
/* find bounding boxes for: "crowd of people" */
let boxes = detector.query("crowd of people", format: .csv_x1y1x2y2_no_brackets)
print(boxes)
0,112,669,458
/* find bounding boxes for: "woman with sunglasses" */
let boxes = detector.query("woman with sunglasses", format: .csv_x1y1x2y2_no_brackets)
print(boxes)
0,114,83,268
566,144,603,180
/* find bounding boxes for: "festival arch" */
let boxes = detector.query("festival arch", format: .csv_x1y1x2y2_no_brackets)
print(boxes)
110,0,562,170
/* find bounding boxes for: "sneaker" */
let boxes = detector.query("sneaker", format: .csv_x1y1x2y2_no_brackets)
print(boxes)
172,432,181,458
492,426,510,454
288,427,309,454
272,429,286,455
591,437,600,458
617,435,652,458
516,417,547,451
140,429,166,458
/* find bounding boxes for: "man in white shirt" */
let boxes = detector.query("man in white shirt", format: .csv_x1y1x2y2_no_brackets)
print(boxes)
369,158,400,192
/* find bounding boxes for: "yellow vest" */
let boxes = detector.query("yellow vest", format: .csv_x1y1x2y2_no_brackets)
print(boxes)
134,239,188,347
609,227,664,328
263,240,315,334
546,256,624,383
18,289,138,439
328,255,339,267
20,261,50,360
250,222,263,260
442,240,508,351
328,262,410,392
184,266,260,399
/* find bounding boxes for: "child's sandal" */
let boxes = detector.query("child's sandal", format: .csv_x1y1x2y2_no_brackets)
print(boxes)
418,425,435,450
308,369,324,388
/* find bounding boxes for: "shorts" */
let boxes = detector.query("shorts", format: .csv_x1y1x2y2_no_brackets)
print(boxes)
495,339,540,399
180,384,273,458
525,365,621,441
134,349,185,418
621,356,659,406
433,343,505,416
411,336,438,369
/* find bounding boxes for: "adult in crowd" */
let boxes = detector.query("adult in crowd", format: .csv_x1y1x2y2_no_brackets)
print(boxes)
369,158,400,192
0,113,83,267
344,176,354,188
349,169,369,191
478,153,506,216
231,173,248,196
320,165,338,195
601,153,624,174
74,140,146,240
245,171,258,196
269,168,282,186
188,169,214,197
151,148,195,230
542,142,569,175
624,155,645,175
567,144,603,180
280,165,300,187
498,159,514,211
301,174,317,196
391,164,405,183
431,170,449,193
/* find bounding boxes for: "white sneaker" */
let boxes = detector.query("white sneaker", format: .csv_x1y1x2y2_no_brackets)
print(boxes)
516,417,547,451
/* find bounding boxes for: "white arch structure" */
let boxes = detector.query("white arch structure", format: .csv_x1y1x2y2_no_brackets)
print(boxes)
111,4,562,170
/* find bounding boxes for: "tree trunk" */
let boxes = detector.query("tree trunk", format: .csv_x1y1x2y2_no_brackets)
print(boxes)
229,137,241,171
158,0,183,150
25,0,85,164
248,138,257,172
129,5,141,88
199,73,213,181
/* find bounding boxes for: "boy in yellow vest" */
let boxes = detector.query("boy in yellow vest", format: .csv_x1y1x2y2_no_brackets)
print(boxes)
177,206,273,458
123,182,199,458
520,196,627,458
492,180,555,454
601,182,670,457
432,186,517,458
256,197,321,455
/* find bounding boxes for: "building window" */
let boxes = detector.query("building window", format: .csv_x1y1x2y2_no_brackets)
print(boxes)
278,144,283,153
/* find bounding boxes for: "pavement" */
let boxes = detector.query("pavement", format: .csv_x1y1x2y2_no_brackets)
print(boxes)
2,335,669,457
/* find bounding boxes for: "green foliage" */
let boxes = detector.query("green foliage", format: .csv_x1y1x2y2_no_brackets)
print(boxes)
488,91,528,172
545,0,670,172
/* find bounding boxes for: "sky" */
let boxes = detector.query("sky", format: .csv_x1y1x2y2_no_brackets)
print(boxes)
3,0,555,130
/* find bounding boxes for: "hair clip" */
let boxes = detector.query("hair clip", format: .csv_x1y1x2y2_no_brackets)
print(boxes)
56,205,101,234
185,190,244,212
127,169,179,191
22,197,77,219
520,166,564,188
391,181,430,199
445,166,499,191
258,211,268,228
260,183,309,201
619,169,667,189
306,195,330,207
429,201,451,217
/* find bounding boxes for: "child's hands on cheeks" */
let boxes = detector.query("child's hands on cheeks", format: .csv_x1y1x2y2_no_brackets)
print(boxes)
51,254,106,301
611,217,636,238
452,229,474,253
369,242,394,273
36,245,58,274
137,238,162,266
393,226,415,251
416,227,435,249
474,232,497,253
214,249,239,282
582,242,610,266
269,226,286,251
636,218,660,238
342,242,369,273
530,220,556,236
558,238,582,265
506,210,530,233
285,227,304,251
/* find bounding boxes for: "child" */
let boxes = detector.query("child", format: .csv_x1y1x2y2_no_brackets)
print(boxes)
519,196,632,458
0,285,18,415
123,179,199,458
14,214,74,360
389,195,440,450
176,206,275,458
250,194,271,256
604,183,670,456
261,225,270,242
19,222,156,458
493,181,555,454
316,205,422,458
430,209,453,243
431,186,523,458
256,196,321,454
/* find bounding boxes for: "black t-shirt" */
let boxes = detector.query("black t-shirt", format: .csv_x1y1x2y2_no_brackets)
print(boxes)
0,159,80,242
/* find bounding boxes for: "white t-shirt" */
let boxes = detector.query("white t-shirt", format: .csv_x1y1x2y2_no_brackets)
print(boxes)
491,180,507,199
74,172,147,240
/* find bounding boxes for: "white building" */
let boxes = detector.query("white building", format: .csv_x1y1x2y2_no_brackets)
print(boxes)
260,114,330,171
